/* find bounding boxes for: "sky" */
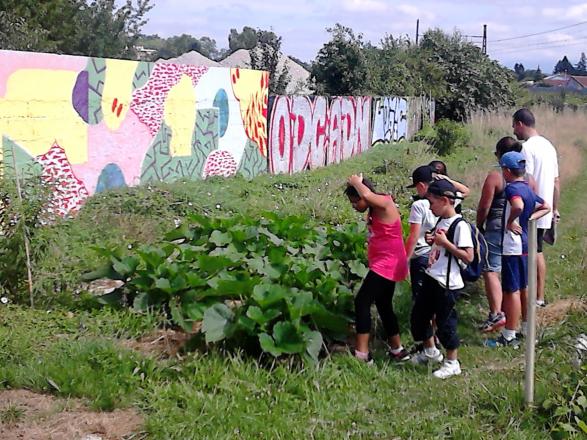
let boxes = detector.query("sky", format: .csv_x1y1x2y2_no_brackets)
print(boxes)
140,0,587,73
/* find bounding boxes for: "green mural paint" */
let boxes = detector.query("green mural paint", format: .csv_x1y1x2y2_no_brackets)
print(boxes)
140,109,219,184
238,139,267,180
87,58,106,125
2,136,41,179
133,61,153,90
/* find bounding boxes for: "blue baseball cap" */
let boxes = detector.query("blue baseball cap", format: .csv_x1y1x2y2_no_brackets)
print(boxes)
499,151,526,170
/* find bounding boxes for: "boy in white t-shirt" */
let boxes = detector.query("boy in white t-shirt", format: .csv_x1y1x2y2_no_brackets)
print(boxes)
410,179,473,379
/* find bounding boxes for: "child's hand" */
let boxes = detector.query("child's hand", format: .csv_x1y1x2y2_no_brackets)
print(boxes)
424,230,435,245
507,221,522,235
433,228,450,247
348,174,363,187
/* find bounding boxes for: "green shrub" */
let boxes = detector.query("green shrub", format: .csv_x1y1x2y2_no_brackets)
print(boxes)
414,119,471,156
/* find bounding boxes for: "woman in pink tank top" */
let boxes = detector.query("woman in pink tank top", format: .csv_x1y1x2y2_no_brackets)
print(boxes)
345,174,409,363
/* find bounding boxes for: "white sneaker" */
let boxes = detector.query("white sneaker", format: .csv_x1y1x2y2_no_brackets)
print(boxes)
433,361,462,379
410,349,444,365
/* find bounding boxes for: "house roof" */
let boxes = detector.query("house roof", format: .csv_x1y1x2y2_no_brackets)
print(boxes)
573,75,587,87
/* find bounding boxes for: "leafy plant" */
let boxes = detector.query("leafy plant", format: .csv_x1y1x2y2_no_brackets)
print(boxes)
84,213,368,363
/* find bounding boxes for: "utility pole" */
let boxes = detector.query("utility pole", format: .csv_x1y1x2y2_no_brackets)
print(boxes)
416,19,419,45
482,24,487,54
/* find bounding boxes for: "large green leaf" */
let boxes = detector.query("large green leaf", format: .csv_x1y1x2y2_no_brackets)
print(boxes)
111,256,139,278
252,284,287,309
259,333,282,357
287,290,317,322
81,263,124,281
272,321,306,354
304,330,323,363
164,223,194,242
246,306,282,329
198,255,237,274
132,292,149,311
347,260,369,278
202,303,235,343
170,297,191,332
209,230,232,247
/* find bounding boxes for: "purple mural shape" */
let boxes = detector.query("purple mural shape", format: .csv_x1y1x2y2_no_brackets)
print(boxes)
72,70,89,123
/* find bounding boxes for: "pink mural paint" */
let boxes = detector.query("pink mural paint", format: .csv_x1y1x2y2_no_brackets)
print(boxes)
36,143,90,216
130,63,209,136
71,110,154,195
0,50,86,97
268,96,370,174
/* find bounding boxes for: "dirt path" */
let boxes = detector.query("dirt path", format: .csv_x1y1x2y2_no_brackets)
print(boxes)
0,390,143,440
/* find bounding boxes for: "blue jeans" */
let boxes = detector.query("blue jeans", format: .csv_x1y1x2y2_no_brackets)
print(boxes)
483,229,502,273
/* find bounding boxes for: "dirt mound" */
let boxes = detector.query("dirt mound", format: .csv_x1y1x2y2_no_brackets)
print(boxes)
121,327,197,358
0,389,143,440
538,298,587,327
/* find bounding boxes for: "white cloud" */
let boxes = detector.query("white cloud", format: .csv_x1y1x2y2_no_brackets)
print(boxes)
342,0,388,12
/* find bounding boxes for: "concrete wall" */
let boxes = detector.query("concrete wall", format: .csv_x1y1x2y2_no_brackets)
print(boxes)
0,49,269,215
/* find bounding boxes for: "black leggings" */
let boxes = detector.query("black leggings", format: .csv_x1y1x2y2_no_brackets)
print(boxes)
355,270,399,336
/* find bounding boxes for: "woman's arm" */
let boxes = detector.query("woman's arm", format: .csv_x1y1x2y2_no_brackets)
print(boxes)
405,223,421,260
476,171,500,230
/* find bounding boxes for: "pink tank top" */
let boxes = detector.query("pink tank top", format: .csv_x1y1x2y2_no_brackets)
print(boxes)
367,203,409,282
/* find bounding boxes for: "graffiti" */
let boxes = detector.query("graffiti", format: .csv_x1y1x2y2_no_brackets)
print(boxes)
372,97,408,144
0,49,269,215
268,96,371,174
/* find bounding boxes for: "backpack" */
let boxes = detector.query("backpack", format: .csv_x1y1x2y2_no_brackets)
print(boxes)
444,217,488,284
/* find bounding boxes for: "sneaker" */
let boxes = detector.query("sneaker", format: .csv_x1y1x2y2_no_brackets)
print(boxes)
479,312,507,333
536,300,546,308
410,349,444,365
484,334,521,349
433,361,462,379
388,348,411,362
409,342,424,355
352,350,374,365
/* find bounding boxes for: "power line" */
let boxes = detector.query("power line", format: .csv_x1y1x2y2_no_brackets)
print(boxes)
490,34,587,53
490,37,587,55
489,20,587,43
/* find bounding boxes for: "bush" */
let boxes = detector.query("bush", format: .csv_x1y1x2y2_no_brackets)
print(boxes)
414,119,471,156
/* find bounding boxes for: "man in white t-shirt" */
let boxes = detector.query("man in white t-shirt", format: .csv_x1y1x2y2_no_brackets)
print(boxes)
512,108,560,306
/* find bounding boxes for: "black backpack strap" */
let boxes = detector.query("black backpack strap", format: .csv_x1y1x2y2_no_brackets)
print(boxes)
444,217,464,290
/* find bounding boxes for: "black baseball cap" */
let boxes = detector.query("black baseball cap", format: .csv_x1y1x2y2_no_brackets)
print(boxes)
406,166,434,188
426,179,461,199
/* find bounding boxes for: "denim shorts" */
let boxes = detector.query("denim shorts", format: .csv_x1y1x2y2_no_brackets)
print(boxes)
483,229,502,273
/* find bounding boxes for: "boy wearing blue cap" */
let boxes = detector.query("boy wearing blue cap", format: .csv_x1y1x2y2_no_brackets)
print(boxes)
487,151,550,347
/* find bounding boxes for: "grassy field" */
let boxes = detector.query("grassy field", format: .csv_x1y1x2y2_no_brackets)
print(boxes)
0,108,586,438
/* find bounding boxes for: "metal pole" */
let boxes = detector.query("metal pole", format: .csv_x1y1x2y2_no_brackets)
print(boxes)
416,19,420,45
524,218,538,406
482,24,487,54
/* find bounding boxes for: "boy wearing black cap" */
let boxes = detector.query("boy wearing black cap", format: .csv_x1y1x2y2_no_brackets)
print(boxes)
486,151,550,347
410,179,473,379
405,166,470,303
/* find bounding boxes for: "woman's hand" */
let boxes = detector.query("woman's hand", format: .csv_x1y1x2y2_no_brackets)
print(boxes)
348,173,363,187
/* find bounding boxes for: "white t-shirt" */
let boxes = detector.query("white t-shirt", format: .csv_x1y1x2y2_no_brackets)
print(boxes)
408,199,438,258
522,135,559,229
426,215,473,290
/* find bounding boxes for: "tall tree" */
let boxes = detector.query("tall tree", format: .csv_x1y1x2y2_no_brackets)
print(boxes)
249,29,290,95
575,52,587,75
0,0,153,58
553,56,575,75
228,26,258,52
310,24,368,95
514,63,525,80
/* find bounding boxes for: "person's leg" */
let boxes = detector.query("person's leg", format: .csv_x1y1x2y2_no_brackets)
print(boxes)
410,255,428,304
483,230,504,314
536,229,546,304
354,271,377,354
410,275,435,344
483,271,503,314
501,256,521,338
372,275,401,348
434,288,460,358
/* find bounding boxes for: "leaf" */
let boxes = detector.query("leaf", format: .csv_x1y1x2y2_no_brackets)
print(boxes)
97,290,124,306
81,263,124,281
170,298,191,332
209,230,232,247
272,321,306,354
252,284,287,308
47,377,61,392
259,227,283,246
155,278,172,292
137,246,167,269
311,305,350,335
132,292,149,311
304,330,323,363
183,300,208,322
236,315,257,334
576,418,587,434
198,255,236,274
348,260,368,278
259,333,282,357
164,223,194,242
246,306,282,328
202,303,235,343
288,291,317,321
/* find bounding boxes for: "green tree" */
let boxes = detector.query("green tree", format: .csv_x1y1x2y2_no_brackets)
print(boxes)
575,52,587,75
310,24,368,95
0,0,153,58
553,56,575,75
419,29,515,121
514,63,525,80
0,11,49,51
249,29,290,95
228,26,258,52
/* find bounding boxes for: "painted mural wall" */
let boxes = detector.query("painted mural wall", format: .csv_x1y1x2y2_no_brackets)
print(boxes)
0,49,269,215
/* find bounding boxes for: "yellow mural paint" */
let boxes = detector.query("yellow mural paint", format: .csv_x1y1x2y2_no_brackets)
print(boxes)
230,68,268,156
164,74,197,157
0,69,88,163
101,59,138,131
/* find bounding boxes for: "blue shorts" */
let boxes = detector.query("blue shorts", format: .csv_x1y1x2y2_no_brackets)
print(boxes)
483,230,502,273
502,255,528,293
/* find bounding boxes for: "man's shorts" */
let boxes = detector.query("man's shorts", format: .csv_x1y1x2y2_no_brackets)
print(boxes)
502,255,528,293
537,228,545,253
483,230,502,273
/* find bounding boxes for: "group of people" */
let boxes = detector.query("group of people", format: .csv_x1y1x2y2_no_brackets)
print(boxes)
344,108,560,379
